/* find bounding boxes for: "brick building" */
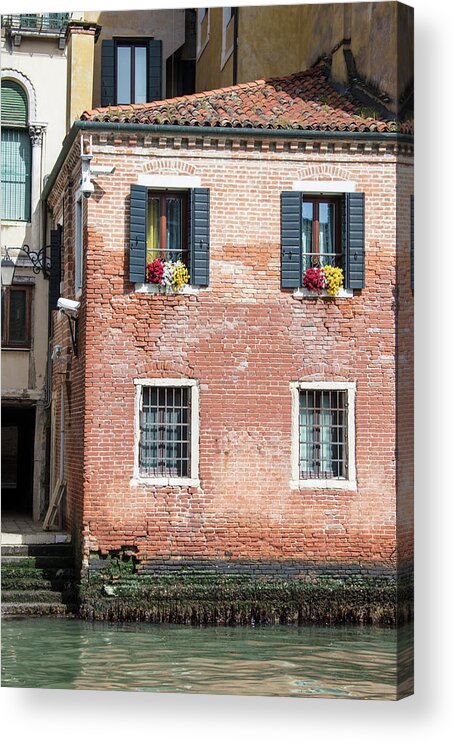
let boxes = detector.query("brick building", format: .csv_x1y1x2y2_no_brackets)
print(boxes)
42,63,413,623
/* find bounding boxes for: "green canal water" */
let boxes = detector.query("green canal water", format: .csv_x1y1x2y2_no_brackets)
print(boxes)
1,617,413,700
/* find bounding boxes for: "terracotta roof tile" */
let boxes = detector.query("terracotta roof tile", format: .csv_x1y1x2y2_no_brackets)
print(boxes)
81,66,412,134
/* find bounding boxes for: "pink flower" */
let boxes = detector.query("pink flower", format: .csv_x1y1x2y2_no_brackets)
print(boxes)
303,267,326,293
146,258,165,284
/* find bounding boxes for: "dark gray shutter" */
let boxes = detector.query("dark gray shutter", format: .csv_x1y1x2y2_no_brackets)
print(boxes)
281,191,302,288
49,228,61,310
129,185,148,283
101,40,115,106
410,195,414,293
344,192,365,289
147,39,162,102
189,188,210,287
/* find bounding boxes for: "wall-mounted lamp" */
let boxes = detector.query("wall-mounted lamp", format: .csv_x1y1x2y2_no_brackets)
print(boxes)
1,247,19,286
1,244,51,283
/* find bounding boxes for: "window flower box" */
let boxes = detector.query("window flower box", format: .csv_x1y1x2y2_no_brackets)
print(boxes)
302,265,344,297
146,258,190,293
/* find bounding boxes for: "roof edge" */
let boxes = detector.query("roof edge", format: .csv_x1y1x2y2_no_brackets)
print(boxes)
42,120,413,203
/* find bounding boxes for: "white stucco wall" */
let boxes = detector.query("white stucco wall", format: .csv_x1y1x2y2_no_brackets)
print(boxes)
1,32,67,397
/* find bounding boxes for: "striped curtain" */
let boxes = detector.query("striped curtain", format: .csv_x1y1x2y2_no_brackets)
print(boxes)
147,197,160,261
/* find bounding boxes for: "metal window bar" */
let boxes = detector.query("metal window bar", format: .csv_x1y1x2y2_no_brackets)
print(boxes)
299,390,348,480
140,386,190,477
302,251,341,270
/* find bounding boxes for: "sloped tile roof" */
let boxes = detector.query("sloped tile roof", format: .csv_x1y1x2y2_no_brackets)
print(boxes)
81,65,412,134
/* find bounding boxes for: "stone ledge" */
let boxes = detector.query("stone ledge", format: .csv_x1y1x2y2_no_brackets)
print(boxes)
293,288,354,300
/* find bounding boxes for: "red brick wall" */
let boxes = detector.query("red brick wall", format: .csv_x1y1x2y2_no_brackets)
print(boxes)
396,162,414,571
49,135,413,571
50,155,87,540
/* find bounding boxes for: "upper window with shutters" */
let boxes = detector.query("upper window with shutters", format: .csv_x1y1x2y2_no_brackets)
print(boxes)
1,80,31,222
101,38,163,106
129,184,210,292
281,189,365,298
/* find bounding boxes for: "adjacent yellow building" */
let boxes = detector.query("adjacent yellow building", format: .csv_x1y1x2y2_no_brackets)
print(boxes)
196,3,413,115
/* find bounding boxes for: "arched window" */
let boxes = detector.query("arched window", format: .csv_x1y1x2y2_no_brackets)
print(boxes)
1,80,31,221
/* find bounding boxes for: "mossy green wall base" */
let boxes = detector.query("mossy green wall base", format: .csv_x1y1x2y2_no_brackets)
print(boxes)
79,553,413,626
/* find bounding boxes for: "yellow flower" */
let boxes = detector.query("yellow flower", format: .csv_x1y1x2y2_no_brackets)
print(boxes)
322,265,344,296
172,261,190,291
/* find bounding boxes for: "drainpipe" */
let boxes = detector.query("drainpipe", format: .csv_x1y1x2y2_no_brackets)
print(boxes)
233,7,239,86
43,200,52,409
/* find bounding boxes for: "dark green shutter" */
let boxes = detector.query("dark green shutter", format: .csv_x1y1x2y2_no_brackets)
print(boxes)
189,188,210,287
281,191,302,288
410,195,414,293
147,39,162,102
129,185,148,283
49,228,62,310
344,192,365,289
1,128,31,221
101,40,115,106
1,80,28,127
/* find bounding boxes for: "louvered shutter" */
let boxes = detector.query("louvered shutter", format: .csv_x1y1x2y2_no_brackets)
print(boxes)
281,191,302,289
147,39,162,102
1,129,31,221
344,192,365,289
49,228,62,310
410,195,414,293
1,80,28,126
189,188,210,287
101,40,115,106
129,185,148,283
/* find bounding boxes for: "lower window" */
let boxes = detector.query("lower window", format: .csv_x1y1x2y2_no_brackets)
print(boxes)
291,382,356,489
1,285,32,348
134,379,199,484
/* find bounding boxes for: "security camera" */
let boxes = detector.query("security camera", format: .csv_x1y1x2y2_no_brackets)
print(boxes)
57,297,80,317
80,175,94,198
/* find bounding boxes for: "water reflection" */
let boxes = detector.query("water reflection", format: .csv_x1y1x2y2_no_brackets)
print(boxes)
1,618,413,700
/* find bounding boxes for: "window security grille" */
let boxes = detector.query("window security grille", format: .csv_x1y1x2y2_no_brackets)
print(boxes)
140,386,190,477
299,390,348,479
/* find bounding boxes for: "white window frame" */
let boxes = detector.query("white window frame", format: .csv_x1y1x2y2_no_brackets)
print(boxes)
290,381,357,490
132,378,200,486
196,7,210,59
74,189,83,298
221,7,235,70
134,174,202,294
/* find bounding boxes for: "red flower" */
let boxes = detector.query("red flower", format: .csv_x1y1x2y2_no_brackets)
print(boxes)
146,258,165,284
303,267,326,293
